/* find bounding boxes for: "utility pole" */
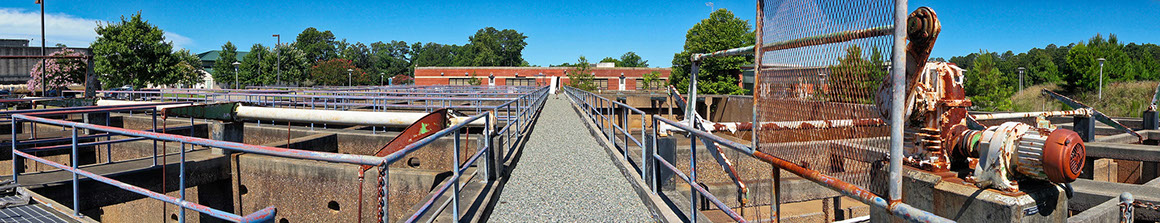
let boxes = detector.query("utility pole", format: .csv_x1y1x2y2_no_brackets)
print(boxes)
1098,58,1106,100
1018,67,1025,91
233,62,241,89
273,34,281,86
37,0,45,96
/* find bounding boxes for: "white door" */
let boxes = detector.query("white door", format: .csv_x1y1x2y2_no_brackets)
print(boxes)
550,77,559,94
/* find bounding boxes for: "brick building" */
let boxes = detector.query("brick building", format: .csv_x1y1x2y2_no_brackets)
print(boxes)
414,66,670,90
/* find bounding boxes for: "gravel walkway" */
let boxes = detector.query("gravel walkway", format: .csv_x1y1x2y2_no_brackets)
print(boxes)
489,96,653,222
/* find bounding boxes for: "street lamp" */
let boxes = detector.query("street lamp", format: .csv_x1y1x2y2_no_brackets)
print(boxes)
380,72,385,86
1017,67,1025,91
232,62,241,89
1098,58,1106,100
273,34,281,86
36,0,45,96
347,69,353,86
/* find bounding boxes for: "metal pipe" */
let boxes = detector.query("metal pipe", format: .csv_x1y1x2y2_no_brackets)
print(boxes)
692,46,755,62
656,154,744,222
971,109,1090,120
236,106,485,127
889,0,908,204
452,129,461,222
71,127,79,217
762,25,893,53
179,142,187,222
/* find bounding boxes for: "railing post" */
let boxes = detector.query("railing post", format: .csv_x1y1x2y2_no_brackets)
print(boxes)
71,126,79,217
11,118,17,185
649,116,659,193
487,112,498,181
644,112,654,178
151,108,159,167
179,142,187,223
452,130,461,222
622,104,629,161
689,133,698,223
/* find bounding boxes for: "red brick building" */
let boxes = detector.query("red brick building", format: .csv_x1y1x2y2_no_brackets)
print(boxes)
414,66,670,90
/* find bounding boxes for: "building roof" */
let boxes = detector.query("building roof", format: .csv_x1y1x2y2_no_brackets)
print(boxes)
197,50,248,62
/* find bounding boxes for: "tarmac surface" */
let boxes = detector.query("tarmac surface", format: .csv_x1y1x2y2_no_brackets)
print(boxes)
489,96,653,222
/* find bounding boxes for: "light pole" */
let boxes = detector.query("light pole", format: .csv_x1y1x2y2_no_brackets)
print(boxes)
273,34,281,86
380,72,385,86
347,69,353,86
37,0,45,96
232,62,241,89
1098,58,1106,100
1017,67,1025,91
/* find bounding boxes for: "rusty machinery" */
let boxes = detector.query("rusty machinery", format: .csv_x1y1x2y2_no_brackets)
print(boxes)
871,7,1087,192
676,7,1092,197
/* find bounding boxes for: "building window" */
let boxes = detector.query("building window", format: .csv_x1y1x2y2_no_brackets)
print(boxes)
594,78,609,90
507,78,535,86
635,79,665,90
449,78,474,85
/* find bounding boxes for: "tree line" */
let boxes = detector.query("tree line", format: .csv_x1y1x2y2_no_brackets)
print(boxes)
59,12,533,89
212,26,530,87
941,34,1160,111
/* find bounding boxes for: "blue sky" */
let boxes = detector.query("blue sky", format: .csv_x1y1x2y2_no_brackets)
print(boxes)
0,1,1158,67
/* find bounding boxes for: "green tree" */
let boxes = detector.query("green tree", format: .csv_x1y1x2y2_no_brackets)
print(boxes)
165,49,206,87
466,27,528,66
91,13,182,88
308,59,367,86
371,40,412,78
212,42,239,87
339,41,373,70
670,9,754,95
641,71,661,90
274,44,309,85
618,52,649,67
566,56,597,90
294,27,338,63
965,51,1014,111
828,45,887,103
599,57,620,64
238,44,274,86
467,72,483,85
1024,48,1061,85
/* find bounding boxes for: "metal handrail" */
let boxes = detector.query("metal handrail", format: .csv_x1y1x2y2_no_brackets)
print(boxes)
652,115,953,223
12,86,550,222
13,149,276,223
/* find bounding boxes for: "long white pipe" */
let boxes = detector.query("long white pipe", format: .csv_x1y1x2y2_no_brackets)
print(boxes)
98,100,484,127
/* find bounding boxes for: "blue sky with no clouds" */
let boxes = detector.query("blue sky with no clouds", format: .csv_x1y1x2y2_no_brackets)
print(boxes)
0,0,1157,67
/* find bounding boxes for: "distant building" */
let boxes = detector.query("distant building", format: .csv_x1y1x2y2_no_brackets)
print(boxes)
0,39,91,85
414,66,671,91
195,50,249,89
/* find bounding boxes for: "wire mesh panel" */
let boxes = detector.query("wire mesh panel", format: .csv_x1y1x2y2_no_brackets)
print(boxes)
756,0,896,195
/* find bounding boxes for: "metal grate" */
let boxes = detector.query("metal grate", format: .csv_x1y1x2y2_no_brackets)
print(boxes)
756,0,896,196
0,204,71,223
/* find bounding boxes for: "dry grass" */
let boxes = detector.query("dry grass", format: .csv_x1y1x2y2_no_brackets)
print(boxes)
1009,81,1160,117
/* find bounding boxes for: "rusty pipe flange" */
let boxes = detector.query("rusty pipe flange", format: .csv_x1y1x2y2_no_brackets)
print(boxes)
1042,129,1085,183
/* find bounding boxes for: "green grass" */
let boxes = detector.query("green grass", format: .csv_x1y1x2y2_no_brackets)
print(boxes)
1009,81,1159,117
